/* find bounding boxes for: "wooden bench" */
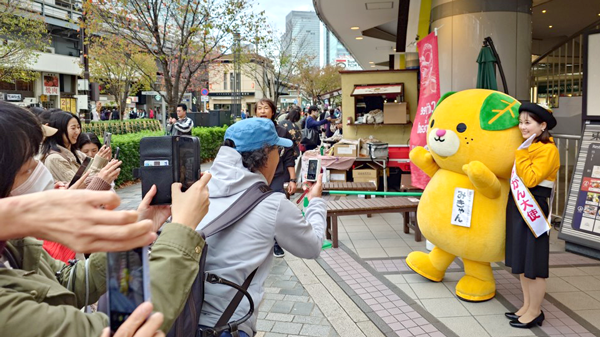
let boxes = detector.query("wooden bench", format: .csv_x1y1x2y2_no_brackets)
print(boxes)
326,197,420,248
294,181,377,194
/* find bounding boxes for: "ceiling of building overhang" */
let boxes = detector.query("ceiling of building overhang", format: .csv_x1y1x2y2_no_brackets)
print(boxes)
315,0,600,69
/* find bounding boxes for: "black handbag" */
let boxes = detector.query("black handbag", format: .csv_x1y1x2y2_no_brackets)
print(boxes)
301,119,320,147
132,135,200,205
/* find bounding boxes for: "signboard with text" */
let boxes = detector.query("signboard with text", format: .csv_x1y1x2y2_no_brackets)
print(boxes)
6,94,21,101
43,73,59,95
409,32,440,189
559,123,600,251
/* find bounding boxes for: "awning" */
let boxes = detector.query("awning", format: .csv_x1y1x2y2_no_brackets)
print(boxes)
351,84,403,96
320,88,342,100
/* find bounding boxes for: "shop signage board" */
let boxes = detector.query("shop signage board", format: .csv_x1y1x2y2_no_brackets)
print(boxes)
6,94,21,101
559,122,600,251
43,73,59,95
409,32,440,189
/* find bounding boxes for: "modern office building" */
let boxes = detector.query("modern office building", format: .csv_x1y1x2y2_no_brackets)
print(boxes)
0,0,84,113
283,11,321,68
324,28,362,70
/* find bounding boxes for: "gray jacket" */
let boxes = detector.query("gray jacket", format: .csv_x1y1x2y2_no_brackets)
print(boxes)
196,146,327,336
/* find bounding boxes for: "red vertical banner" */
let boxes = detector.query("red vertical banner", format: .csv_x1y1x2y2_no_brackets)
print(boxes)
410,33,440,189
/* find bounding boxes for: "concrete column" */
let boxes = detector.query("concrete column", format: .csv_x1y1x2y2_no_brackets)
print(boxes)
431,0,532,100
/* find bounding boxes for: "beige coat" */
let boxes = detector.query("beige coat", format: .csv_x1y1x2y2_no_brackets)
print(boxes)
43,145,108,183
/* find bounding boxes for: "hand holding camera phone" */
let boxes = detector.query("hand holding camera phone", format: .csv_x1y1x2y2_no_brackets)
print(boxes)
106,247,150,332
306,158,321,182
135,136,201,205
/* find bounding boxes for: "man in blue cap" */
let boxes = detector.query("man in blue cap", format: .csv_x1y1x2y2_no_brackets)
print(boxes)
196,118,327,337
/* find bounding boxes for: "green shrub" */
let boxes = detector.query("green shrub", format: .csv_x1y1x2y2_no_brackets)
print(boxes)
111,131,164,186
192,125,228,161
109,126,228,187
82,119,163,135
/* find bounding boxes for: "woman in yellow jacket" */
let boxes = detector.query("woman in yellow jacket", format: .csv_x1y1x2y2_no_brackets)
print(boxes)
505,103,560,329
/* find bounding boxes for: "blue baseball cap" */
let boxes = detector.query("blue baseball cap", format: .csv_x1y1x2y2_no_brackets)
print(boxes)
224,118,293,152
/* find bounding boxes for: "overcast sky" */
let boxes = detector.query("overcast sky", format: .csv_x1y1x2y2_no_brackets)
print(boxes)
254,0,315,33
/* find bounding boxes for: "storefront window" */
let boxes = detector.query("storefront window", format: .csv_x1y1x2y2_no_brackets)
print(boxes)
0,80,33,92
214,104,231,110
0,81,15,91
16,80,32,91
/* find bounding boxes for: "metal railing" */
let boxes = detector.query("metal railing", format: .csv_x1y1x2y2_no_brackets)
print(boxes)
24,0,82,23
552,133,581,223
530,19,600,106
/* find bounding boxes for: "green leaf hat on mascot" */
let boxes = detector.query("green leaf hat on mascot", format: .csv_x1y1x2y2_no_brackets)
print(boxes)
406,89,523,302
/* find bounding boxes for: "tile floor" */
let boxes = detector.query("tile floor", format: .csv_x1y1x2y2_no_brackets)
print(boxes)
317,210,600,337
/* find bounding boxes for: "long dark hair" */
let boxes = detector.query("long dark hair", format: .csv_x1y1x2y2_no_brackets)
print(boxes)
286,107,301,123
77,132,102,152
520,111,553,144
0,101,44,198
41,111,82,164
256,98,277,122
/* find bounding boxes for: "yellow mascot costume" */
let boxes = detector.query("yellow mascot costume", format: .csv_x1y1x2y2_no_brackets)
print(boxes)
406,89,523,302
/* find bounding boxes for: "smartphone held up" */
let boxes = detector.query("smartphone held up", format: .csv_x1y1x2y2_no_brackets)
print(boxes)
105,247,150,332
133,135,201,205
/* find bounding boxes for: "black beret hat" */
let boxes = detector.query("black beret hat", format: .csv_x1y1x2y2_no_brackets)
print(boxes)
518,103,557,130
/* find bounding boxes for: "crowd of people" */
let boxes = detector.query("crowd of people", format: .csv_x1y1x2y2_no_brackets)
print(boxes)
0,100,328,337
0,94,559,335
97,107,155,121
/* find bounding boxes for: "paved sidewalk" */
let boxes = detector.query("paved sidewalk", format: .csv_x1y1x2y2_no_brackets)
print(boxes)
116,184,600,337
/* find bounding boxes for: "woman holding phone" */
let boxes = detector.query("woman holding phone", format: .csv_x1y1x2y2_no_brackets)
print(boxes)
0,101,213,336
41,111,112,185
77,132,103,158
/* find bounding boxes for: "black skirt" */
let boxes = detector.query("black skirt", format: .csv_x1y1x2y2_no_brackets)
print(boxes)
505,185,551,279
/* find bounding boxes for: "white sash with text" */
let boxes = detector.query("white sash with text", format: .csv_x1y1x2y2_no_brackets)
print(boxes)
510,164,551,238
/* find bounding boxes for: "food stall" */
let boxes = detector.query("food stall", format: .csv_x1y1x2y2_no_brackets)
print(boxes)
311,69,418,191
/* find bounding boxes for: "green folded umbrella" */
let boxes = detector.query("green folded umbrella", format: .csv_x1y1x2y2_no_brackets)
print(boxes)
476,46,498,90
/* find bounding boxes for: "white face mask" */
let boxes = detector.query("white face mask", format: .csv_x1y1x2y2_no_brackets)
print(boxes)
10,161,55,196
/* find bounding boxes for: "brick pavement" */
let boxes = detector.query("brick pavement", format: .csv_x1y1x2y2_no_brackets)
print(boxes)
115,181,341,337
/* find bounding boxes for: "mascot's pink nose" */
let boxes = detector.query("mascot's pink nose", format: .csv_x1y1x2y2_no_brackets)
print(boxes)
436,129,446,137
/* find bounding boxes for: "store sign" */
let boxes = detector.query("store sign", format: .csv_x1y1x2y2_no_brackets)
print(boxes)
43,73,60,95
410,32,440,189
208,92,253,97
6,94,21,101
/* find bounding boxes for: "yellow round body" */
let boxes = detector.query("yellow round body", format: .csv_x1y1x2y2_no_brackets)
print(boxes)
418,169,510,262
416,89,524,263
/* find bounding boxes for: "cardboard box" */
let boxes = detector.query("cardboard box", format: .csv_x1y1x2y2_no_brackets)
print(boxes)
329,169,347,182
334,143,357,157
353,167,379,189
383,102,408,124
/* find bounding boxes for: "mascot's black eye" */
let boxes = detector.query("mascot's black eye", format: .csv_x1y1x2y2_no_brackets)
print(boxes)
456,123,467,133
430,119,435,128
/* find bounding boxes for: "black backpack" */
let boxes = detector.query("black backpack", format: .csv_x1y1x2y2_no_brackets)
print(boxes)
167,182,275,337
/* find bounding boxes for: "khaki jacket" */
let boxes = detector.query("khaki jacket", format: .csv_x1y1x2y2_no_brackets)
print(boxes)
0,222,205,337
43,145,108,183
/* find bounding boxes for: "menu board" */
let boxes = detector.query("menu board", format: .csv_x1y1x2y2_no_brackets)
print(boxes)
559,123,600,249
570,143,600,235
